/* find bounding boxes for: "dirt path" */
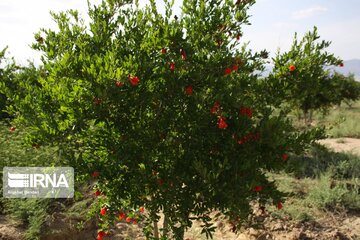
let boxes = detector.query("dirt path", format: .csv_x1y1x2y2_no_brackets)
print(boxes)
0,215,25,240
318,138,360,156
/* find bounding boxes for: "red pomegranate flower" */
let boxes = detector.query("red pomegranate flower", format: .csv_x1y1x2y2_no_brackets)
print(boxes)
277,202,283,210
288,65,296,72
224,67,232,75
170,62,175,72
139,207,145,213
210,101,220,114
232,64,239,72
237,139,245,145
236,132,261,145
100,207,107,216
254,185,263,192
236,34,241,41
97,231,106,240
218,117,228,129
158,179,164,186
181,49,187,60
32,143,40,149
94,190,102,197
133,219,137,224
128,75,140,86
126,217,132,223
339,62,344,67
115,81,124,87
161,48,167,54
239,107,253,118
91,171,100,178
185,86,193,95
93,97,102,105
118,211,126,220
282,153,289,161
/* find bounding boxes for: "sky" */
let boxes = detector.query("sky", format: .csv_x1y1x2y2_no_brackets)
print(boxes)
0,0,359,65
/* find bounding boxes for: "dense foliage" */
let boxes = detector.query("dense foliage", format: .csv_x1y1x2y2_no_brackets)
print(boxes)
270,27,360,125
0,48,17,119
331,72,360,106
0,1,323,239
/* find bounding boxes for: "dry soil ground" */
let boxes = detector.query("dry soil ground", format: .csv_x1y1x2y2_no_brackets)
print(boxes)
318,138,360,156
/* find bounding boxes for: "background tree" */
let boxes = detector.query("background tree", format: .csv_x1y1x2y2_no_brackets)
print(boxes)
0,47,17,119
331,73,360,107
270,27,344,125
1,0,322,239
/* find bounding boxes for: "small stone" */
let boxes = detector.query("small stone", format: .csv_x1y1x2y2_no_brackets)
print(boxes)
294,222,303,228
257,233,272,240
216,221,224,230
255,216,265,222
334,230,349,240
289,231,300,240
248,227,259,236
283,224,288,231
271,222,284,231
236,233,248,240
298,232,308,240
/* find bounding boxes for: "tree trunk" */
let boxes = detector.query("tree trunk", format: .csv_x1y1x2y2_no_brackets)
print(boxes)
162,214,169,238
303,110,308,126
309,110,313,125
153,221,159,239
177,227,185,240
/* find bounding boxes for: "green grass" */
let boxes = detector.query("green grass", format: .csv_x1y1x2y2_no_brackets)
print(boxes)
271,173,360,220
306,173,350,210
269,143,360,223
0,120,68,239
0,120,63,211
314,100,360,138
5,199,50,240
0,120,65,169
267,101,360,224
284,144,360,179
288,100,360,138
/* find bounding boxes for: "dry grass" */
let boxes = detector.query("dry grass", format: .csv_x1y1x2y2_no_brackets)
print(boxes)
315,100,360,138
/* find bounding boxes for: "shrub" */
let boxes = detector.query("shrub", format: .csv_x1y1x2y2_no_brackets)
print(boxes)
5,199,50,240
306,173,348,210
0,121,66,236
0,0,322,238
270,26,344,125
285,143,360,179
0,47,17,119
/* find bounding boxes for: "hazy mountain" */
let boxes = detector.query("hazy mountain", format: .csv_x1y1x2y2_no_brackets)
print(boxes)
338,59,360,81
